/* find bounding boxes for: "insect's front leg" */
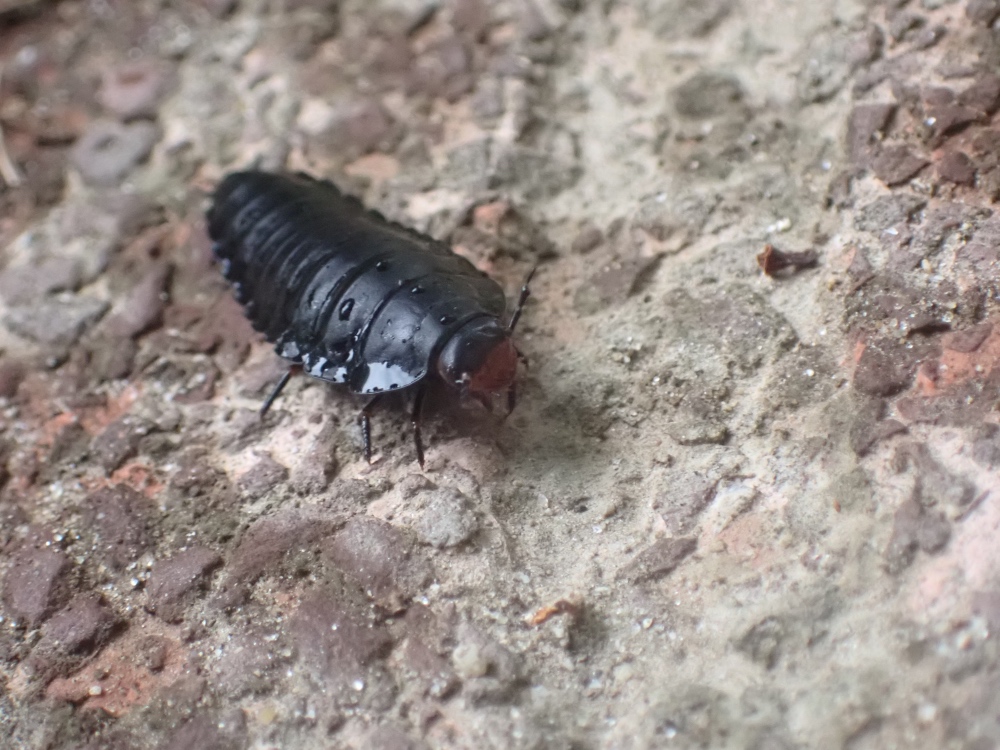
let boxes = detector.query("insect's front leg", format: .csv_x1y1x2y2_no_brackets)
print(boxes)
359,394,384,464
259,365,301,417
411,385,427,469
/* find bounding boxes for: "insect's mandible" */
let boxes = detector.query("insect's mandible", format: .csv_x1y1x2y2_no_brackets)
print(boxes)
206,170,534,466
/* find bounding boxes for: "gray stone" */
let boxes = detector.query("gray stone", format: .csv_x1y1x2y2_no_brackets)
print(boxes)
4,295,109,347
70,119,160,187
415,487,479,548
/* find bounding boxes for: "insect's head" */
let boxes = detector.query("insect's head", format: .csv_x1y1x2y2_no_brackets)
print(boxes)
436,317,518,407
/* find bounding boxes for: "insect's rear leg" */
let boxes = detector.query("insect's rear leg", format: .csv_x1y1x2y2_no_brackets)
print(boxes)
411,384,427,469
360,394,384,464
260,365,301,417
505,380,517,418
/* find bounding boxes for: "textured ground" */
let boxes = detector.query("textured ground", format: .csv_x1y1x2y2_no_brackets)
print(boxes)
0,0,999,748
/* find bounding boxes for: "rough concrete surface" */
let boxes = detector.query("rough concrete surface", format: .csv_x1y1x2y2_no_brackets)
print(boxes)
0,0,998,748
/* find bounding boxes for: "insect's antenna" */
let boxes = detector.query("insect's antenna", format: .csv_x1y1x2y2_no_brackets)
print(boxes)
506,265,537,333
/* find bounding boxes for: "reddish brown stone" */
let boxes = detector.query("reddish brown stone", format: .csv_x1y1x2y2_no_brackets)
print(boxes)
847,103,895,164
289,586,393,680
98,61,176,121
971,128,1000,159
872,145,929,186
211,626,293,698
289,422,339,495
850,418,907,456
936,150,976,185
972,590,1000,630
407,35,475,101
307,98,400,163
400,637,460,700
90,415,153,474
928,103,981,143
912,24,945,50
88,337,139,382
324,518,432,611
199,0,236,16
82,485,154,570
146,547,223,623
959,74,1000,116
884,496,950,574
571,223,604,255
943,322,992,353
967,0,1000,25
398,604,460,700
0,359,27,398
218,508,342,604
453,0,491,39
29,595,121,680
161,711,247,750
847,247,874,284
103,262,171,339
853,338,922,397
233,356,288,399
47,422,89,467
169,449,226,496
236,453,289,499
2,547,71,626
896,385,994,426
621,536,698,583
574,255,662,314
191,297,256,372
653,478,717,536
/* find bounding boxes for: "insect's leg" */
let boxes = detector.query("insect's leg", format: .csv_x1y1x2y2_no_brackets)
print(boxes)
411,385,427,469
260,365,300,417
506,265,538,333
474,393,494,413
514,345,530,369
505,380,517,417
360,394,383,464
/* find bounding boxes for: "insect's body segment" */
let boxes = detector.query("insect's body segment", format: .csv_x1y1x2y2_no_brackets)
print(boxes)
208,171,507,396
207,171,532,464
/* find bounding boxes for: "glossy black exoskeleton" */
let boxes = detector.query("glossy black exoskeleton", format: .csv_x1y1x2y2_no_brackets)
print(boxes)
207,170,532,466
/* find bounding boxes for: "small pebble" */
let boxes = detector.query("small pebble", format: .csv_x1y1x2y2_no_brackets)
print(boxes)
70,119,160,187
99,60,175,120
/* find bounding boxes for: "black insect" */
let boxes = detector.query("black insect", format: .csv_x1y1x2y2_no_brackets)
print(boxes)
207,170,533,466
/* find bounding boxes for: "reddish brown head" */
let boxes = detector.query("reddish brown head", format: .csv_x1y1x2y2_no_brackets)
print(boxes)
436,318,519,404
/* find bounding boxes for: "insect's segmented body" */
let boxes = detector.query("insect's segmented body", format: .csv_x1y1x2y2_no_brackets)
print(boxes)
207,171,509,396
